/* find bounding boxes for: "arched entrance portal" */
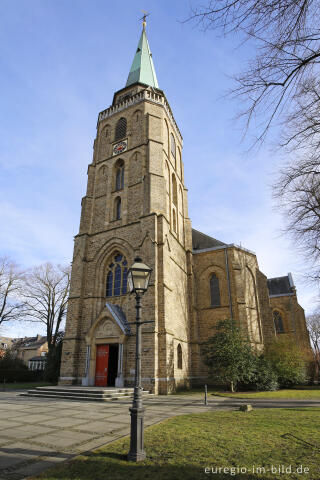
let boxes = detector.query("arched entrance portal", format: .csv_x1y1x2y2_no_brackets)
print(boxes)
82,303,130,387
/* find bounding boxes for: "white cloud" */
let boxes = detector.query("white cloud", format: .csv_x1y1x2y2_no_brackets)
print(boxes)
1,322,46,339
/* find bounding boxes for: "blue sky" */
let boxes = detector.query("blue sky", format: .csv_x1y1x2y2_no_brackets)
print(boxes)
0,1,317,337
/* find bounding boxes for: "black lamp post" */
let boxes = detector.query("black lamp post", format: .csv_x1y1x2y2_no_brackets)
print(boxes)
127,257,152,462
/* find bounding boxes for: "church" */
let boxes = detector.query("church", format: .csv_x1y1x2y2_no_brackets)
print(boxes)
59,21,311,394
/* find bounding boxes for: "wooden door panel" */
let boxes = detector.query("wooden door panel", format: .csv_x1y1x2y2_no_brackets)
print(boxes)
95,344,109,387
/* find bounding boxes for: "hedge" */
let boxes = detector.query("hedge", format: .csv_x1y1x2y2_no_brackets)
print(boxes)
0,369,44,383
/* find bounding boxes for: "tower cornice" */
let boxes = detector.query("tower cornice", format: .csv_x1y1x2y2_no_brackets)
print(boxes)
97,86,183,144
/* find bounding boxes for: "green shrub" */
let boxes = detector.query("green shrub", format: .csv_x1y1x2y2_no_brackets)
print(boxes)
0,350,44,383
240,356,279,391
254,356,279,391
202,319,257,392
0,350,28,370
202,320,308,392
0,369,43,383
265,337,308,387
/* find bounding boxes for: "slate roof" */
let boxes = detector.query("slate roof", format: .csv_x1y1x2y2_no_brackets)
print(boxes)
267,274,295,296
192,229,227,251
106,303,131,334
12,335,47,350
28,337,47,348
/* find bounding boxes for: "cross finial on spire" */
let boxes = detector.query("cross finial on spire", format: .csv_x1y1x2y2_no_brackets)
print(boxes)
140,10,149,29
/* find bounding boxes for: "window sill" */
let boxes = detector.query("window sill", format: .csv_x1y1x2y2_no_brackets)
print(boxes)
106,293,128,299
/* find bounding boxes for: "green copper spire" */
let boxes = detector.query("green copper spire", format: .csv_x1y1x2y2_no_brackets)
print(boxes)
126,21,159,88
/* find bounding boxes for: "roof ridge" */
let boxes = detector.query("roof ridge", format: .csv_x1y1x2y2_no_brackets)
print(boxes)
192,228,226,245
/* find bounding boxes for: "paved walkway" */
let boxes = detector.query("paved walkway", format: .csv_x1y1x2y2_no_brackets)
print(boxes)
0,392,319,480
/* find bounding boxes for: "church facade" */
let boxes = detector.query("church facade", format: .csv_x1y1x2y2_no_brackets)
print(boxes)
59,24,311,394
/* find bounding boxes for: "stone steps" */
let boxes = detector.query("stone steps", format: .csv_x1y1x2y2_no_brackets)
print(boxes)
20,386,153,402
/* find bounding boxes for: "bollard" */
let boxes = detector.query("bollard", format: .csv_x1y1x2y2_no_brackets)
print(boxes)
204,384,208,406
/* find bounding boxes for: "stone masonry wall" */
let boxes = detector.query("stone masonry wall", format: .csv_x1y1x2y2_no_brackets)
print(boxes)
269,295,312,354
191,246,268,383
60,84,192,394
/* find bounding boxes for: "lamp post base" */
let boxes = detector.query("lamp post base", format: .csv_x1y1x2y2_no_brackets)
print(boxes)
127,406,146,462
127,451,146,462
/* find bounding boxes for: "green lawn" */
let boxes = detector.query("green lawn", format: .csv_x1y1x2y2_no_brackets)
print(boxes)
211,387,320,399
1,381,54,390
175,386,320,399
34,408,320,480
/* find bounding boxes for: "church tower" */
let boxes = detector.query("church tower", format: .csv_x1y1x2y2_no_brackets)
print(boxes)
59,21,193,394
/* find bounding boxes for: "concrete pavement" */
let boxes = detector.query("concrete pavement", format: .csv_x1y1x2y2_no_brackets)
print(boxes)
0,391,319,480
0,391,216,480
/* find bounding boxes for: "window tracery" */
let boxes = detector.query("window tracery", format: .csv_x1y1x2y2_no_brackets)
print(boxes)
106,253,128,297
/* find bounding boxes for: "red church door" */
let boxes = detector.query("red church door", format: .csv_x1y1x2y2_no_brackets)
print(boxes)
95,344,109,386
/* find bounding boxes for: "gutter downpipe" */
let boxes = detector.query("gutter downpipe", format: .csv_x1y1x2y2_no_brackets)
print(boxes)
224,246,233,320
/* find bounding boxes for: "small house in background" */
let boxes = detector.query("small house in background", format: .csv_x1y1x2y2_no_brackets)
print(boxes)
13,335,48,369
0,337,14,358
28,352,47,371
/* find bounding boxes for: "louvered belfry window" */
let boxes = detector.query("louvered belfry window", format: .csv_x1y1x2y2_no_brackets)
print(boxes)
115,117,127,141
210,274,221,307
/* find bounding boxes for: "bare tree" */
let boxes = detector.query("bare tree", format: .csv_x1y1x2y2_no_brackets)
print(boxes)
0,257,25,328
187,1,320,278
306,312,320,377
187,0,320,144
274,153,320,279
22,263,70,352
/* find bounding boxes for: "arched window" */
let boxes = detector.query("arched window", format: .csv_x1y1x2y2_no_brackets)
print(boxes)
122,266,128,294
133,109,142,123
106,271,113,297
170,133,176,158
106,253,128,297
115,197,121,220
172,173,177,205
114,265,121,296
115,161,124,190
177,344,182,369
101,165,108,177
210,274,221,307
172,209,177,232
273,310,284,333
115,117,127,141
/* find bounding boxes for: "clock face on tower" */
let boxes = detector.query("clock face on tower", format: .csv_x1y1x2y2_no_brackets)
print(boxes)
113,140,127,156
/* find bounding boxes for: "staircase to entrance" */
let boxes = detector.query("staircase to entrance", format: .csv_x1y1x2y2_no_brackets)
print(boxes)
20,386,154,402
